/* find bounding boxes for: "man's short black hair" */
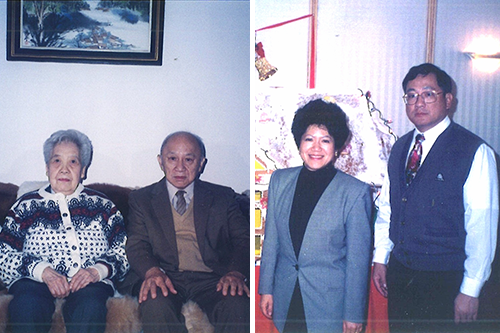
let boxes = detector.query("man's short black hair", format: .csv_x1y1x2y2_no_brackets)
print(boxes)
402,63,453,94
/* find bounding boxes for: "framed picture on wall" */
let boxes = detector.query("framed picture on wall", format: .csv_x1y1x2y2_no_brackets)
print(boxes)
6,0,165,65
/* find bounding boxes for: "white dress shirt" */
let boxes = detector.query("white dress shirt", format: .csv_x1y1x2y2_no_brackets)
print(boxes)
373,116,499,297
167,180,194,210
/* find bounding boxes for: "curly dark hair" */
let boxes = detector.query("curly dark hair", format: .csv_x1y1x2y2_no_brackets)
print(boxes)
291,99,350,150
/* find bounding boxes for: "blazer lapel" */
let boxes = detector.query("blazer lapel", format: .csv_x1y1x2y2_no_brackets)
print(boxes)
193,180,211,257
278,168,301,258
151,180,178,257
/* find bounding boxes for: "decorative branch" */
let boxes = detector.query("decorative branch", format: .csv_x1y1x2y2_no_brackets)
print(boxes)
260,148,278,171
358,89,397,141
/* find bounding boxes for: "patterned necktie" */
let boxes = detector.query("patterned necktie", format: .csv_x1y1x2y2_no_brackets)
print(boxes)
174,190,187,215
405,134,425,185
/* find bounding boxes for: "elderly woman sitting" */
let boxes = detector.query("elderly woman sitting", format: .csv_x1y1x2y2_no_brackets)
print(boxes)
0,129,129,333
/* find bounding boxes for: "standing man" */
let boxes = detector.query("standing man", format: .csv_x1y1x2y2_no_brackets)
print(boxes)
372,63,499,332
125,131,249,333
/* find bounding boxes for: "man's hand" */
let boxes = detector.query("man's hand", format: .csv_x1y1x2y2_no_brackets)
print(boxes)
69,268,100,293
372,263,388,298
260,294,273,319
42,267,70,298
139,267,177,303
454,292,479,323
343,321,363,333
216,271,249,297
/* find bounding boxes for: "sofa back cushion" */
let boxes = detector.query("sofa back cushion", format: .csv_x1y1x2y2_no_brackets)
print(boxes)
0,183,18,226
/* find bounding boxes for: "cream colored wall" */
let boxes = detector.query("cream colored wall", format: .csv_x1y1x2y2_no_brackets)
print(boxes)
255,0,500,152
0,0,251,194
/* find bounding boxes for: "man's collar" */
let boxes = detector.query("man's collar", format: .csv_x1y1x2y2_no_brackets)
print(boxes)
413,116,451,142
165,179,195,203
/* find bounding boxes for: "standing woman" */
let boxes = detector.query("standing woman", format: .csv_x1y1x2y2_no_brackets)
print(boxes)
259,99,372,333
0,129,129,333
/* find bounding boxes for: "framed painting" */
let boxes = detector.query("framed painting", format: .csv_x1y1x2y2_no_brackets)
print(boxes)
7,0,165,65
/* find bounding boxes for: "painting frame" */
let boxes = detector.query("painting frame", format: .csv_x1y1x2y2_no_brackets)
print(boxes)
6,0,165,65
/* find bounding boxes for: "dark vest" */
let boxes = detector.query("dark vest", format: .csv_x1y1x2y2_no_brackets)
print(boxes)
388,122,483,271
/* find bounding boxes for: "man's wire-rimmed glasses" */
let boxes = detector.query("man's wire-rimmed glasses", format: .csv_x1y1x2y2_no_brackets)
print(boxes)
403,90,443,105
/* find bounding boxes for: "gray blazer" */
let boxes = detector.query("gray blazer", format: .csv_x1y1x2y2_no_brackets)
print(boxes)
259,167,372,333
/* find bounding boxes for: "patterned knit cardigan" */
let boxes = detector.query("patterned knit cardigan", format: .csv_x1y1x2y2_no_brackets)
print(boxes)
0,184,129,288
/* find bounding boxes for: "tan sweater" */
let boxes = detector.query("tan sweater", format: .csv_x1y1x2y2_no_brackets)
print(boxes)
172,201,212,272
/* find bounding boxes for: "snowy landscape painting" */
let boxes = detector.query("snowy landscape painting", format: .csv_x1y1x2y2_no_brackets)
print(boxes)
7,0,165,65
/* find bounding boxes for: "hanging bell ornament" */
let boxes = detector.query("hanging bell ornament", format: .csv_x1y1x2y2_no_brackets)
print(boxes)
255,42,277,81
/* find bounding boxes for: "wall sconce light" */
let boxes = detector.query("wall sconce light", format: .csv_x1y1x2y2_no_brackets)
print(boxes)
464,35,500,73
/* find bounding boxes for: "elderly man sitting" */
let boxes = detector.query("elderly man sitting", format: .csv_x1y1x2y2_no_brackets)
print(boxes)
122,131,249,333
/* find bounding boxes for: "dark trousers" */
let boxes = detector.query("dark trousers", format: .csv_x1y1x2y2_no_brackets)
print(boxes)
282,280,308,333
138,271,249,333
387,258,471,333
8,278,113,333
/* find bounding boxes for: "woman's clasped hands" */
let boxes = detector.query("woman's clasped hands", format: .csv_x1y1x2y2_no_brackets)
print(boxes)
41,266,100,298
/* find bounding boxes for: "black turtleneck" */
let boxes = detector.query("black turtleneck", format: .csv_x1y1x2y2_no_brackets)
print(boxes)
289,163,337,258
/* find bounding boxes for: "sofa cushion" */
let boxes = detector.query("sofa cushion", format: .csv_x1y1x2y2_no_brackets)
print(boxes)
0,183,18,226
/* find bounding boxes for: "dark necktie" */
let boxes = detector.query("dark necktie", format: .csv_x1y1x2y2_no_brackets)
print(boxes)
405,134,425,185
174,190,187,215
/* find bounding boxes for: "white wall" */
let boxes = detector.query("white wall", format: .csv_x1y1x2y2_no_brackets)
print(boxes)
0,0,250,194
255,0,500,153
435,0,500,150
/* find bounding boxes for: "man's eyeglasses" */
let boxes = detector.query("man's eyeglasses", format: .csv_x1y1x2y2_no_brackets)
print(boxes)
403,90,443,105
